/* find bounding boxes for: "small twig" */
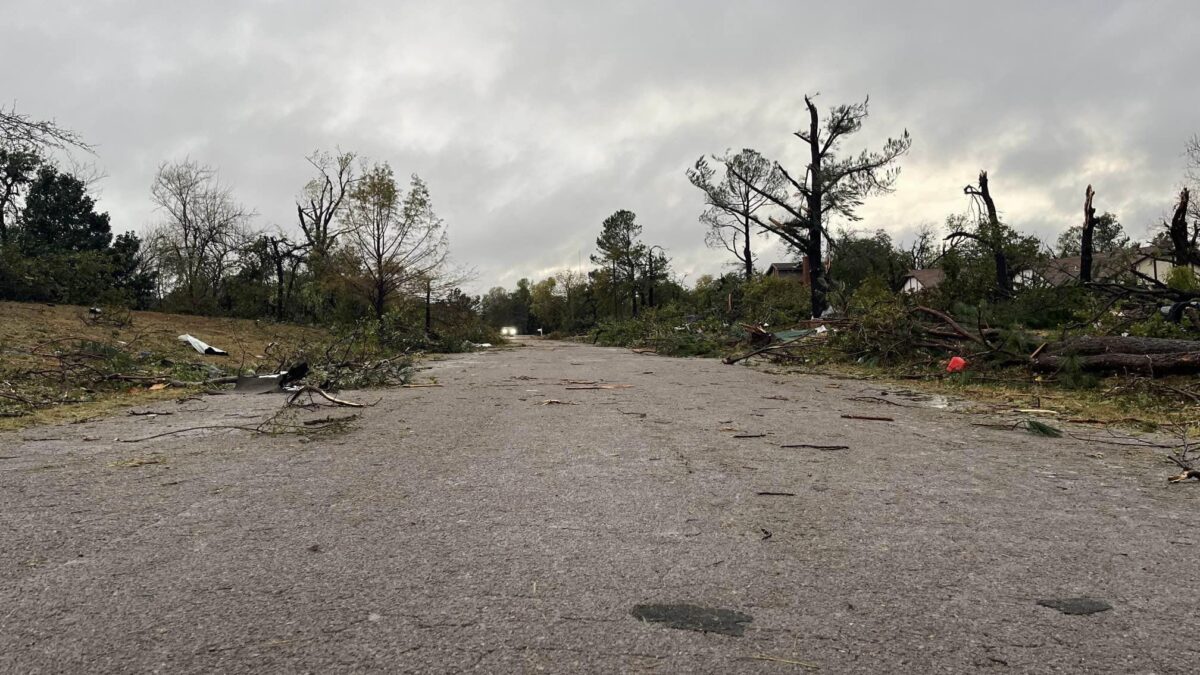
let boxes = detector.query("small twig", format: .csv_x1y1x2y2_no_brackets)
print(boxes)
781,444,849,451
841,414,894,422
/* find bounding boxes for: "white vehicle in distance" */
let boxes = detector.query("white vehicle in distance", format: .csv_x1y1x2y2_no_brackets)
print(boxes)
500,326,519,336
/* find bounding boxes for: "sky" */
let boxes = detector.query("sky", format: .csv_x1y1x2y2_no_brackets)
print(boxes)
4,0,1199,293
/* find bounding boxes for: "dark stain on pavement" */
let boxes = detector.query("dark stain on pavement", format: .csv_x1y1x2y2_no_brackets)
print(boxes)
1037,597,1113,615
631,603,753,636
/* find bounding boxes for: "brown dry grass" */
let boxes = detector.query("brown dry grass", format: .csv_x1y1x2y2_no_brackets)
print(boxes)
0,301,331,429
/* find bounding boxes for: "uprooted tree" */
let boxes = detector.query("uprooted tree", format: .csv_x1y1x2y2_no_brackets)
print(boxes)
720,95,911,317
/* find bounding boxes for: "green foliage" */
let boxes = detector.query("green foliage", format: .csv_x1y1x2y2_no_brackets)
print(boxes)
591,308,733,357
1128,313,1191,339
18,166,112,255
833,276,917,363
1166,265,1200,292
1056,212,1128,256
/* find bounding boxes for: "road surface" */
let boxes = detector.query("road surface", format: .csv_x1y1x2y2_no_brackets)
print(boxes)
2,339,1197,673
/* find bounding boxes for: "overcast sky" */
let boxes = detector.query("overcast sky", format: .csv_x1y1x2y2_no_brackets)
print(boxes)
5,1,1199,292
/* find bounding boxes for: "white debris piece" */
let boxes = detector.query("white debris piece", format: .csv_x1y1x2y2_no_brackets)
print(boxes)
178,334,228,356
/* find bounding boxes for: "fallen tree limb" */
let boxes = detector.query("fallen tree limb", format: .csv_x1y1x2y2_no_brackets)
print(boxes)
1045,335,1200,356
1033,351,1200,375
286,386,367,408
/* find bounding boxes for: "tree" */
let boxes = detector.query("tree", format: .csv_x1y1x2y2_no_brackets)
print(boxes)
148,159,255,311
724,95,911,316
343,164,448,320
947,171,1020,296
18,165,112,255
591,209,646,317
1187,135,1200,222
109,232,157,308
642,246,671,309
828,230,906,296
687,149,783,279
0,104,89,152
0,148,40,246
296,149,357,262
1056,211,1127,257
900,223,942,271
256,232,306,320
1166,187,1195,266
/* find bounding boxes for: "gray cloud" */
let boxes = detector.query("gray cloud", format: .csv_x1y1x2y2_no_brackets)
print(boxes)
5,0,1198,292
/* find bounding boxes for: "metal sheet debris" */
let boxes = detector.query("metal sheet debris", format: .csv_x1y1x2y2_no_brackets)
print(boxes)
178,334,228,356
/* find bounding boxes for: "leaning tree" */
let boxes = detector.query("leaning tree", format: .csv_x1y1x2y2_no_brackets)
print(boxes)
713,95,910,317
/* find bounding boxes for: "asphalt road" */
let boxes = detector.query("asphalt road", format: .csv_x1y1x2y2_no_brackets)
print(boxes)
2,339,1198,673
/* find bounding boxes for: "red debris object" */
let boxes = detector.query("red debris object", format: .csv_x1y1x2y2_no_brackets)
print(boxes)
946,356,968,373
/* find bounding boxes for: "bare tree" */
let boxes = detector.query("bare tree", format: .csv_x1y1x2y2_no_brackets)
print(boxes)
946,171,1012,295
724,95,911,316
0,104,91,152
1187,135,1200,221
260,231,306,320
687,149,783,280
148,159,255,309
343,164,448,320
296,149,357,262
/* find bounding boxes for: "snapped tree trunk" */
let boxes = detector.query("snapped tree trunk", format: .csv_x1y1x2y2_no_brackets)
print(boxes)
1170,187,1192,266
742,214,754,280
1080,185,1096,283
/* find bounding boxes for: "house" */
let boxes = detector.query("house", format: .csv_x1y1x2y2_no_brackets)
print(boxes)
1018,246,1200,287
1129,245,1200,284
900,268,945,294
764,261,808,281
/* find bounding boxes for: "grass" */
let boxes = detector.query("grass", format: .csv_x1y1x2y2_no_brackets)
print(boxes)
779,358,1198,431
0,300,330,429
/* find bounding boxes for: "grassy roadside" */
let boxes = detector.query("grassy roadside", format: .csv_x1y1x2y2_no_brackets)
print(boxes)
0,301,331,430
754,358,1199,431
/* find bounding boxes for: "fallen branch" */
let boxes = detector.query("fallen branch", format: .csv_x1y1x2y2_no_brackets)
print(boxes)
286,386,366,408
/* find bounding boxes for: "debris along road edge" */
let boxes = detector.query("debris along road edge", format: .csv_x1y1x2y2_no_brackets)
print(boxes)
1,338,1192,672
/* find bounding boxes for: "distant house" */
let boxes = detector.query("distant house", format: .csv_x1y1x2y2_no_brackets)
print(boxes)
900,269,945,294
1018,246,1200,287
764,261,808,281
1129,246,1200,284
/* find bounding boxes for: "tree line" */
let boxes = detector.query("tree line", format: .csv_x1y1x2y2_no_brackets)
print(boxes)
1,109,462,333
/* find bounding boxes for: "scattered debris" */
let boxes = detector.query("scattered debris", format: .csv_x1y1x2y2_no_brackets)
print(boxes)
756,491,796,497
178,334,228,356
781,443,849,451
733,433,767,439
110,455,166,468
539,399,578,405
631,603,752,637
840,414,894,422
127,410,173,417
747,655,819,670
302,414,359,427
759,528,773,541
1036,598,1112,615
1169,469,1200,483
565,383,633,390
946,356,968,373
